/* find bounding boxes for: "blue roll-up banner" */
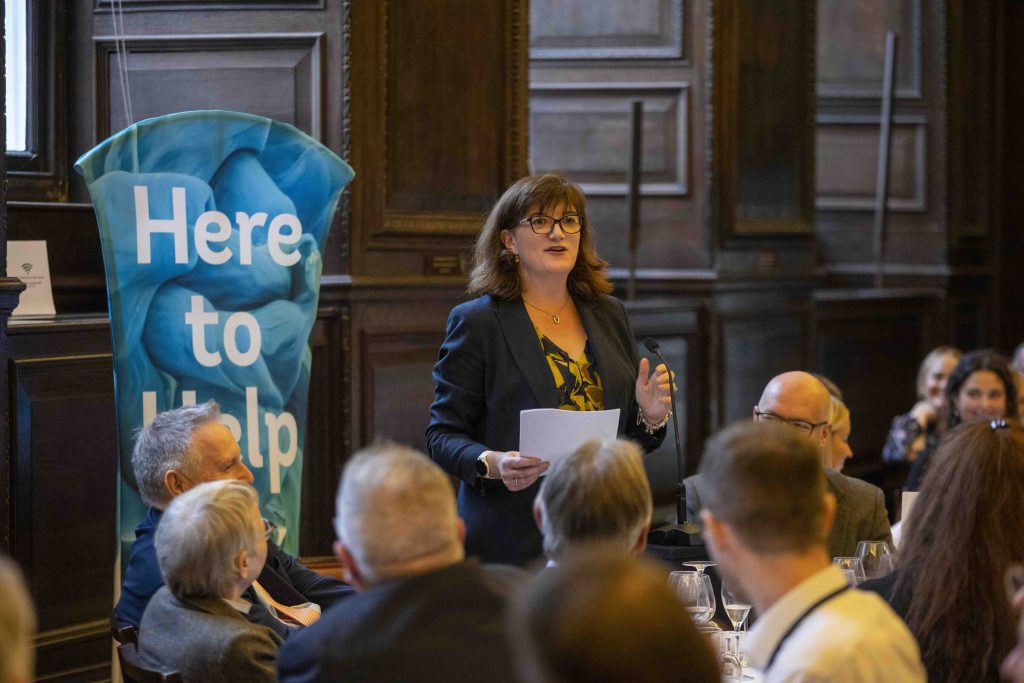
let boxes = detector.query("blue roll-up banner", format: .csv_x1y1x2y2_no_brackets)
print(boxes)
75,111,354,558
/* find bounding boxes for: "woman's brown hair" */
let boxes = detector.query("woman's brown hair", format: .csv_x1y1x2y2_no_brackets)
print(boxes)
467,174,612,301
894,419,1024,682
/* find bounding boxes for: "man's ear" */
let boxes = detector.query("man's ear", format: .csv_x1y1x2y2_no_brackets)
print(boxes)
335,540,366,591
232,548,249,580
819,423,832,450
700,509,730,554
455,516,466,545
164,469,189,499
532,501,544,533
631,521,651,556
821,492,837,538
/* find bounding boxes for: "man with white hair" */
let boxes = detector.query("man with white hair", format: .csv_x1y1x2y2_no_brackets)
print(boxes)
138,480,282,682
686,371,891,557
277,442,520,683
534,438,652,564
115,401,351,635
0,555,35,683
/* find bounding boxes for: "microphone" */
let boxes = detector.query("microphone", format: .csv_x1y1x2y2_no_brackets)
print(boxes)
642,337,701,545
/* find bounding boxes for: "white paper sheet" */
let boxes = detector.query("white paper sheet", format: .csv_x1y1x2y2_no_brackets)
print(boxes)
519,408,620,466
900,491,919,523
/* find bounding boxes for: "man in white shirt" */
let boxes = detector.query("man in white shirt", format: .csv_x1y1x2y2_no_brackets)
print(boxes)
697,420,925,682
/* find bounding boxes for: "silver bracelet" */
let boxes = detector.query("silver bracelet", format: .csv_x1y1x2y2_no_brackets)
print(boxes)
637,407,671,434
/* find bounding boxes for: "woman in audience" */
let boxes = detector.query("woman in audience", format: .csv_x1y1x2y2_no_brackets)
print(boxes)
138,480,282,682
882,346,961,468
904,349,1018,490
426,174,670,565
862,419,1024,682
813,374,853,471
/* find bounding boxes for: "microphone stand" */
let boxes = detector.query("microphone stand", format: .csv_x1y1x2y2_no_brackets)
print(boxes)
644,338,701,546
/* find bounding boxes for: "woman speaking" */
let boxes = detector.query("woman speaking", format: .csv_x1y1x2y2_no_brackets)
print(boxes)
427,174,671,565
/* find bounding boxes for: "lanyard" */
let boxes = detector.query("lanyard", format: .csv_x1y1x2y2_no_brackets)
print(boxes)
765,585,849,670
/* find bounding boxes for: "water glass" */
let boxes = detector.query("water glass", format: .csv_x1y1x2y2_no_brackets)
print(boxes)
833,556,867,585
856,540,895,580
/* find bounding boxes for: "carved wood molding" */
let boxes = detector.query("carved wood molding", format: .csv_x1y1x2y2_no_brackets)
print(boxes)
530,0,684,61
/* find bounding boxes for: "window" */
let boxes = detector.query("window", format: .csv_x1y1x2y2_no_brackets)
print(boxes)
5,0,27,151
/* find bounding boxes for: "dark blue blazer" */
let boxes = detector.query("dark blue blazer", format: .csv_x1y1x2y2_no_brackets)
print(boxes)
115,507,354,637
426,294,665,565
277,561,523,683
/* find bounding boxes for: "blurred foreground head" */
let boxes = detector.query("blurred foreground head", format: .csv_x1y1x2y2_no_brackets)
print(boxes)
0,556,35,683
509,547,718,683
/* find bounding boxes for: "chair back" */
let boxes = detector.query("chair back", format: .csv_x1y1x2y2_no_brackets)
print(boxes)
110,612,138,645
117,642,183,683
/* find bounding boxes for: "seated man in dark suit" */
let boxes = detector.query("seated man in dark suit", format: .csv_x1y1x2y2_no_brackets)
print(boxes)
685,371,891,558
278,442,521,683
138,480,282,681
534,438,652,565
115,401,352,637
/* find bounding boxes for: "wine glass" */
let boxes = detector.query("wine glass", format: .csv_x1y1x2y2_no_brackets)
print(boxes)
683,560,717,575
832,557,867,585
856,541,895,580
669,571,715,625
720,581,751,632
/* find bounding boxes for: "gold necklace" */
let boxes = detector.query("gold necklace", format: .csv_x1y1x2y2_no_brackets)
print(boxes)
523,296,571,324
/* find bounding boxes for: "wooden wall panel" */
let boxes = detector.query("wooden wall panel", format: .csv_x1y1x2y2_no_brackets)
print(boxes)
530,0,683,60
348,0,528,274
816,0,922,98
529,82,689,196
95,33,324,140
816,116,926,212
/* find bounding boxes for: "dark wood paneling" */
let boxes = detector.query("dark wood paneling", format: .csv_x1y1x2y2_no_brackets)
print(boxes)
816,115,926,212
94,33,324,140
816,0,922,98
718,307,811,425
349,0,528,270
710,0,816,240
5,317,117,681
530,82,689,196
95,0,324,10
530,0,683,60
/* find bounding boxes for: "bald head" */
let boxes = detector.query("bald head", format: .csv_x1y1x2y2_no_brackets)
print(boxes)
755,371,832,453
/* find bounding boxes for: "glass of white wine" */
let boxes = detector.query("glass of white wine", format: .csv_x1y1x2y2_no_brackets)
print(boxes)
720,581,751,631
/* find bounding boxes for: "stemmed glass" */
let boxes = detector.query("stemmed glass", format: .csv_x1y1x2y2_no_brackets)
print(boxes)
833,557,867,585
684,560,717,575
856,541,895,580
720,581,751,632
669,571,716,625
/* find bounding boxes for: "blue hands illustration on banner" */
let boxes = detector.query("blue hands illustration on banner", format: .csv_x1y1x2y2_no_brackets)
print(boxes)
76,111,354,556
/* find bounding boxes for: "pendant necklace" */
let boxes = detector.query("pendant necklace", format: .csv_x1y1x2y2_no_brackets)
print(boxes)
524,296,571,324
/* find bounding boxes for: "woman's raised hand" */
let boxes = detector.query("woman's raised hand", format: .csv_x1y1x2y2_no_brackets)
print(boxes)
635,356,674,423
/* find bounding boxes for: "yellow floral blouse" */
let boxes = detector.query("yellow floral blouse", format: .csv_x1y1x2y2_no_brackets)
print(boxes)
537,331,605,411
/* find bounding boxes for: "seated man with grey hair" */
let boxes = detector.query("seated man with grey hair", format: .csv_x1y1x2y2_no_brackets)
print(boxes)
534,438,652,564
115,401,351,635
278,442,520,683
138,480,282,682
0,555,36,683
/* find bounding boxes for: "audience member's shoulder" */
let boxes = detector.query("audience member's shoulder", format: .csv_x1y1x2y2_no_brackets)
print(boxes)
829,469,883,498
479,562,531,596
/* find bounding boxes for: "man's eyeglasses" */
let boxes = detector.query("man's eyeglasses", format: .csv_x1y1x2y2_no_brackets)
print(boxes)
517,213,583,235
753,407,828,436
262,519,278,544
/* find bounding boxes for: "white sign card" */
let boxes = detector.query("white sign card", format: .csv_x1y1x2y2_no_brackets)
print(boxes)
7,240,56,316
519,408,620,467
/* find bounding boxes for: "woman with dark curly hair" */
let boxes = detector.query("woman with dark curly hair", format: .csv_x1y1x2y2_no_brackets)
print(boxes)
426,174,670,565
904,349,1018,491
863,419,1024,682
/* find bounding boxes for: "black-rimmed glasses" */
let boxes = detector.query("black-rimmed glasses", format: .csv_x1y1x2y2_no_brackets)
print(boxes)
753,407,828,436
262,518,278,544
517,213,583,235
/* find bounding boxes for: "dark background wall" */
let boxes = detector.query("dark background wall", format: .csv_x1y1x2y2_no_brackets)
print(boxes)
1,1,1020,679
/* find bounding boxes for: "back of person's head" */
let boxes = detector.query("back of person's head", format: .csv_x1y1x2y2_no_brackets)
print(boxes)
334,442,463,585
699,420,827,554
812,373,843,401
536,438,652,561
132,401,222,508
946,349,1019,428
509,547,719,683
917,345,962,399
897,419,1024,682
0,556,35,683
155,479,261,599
